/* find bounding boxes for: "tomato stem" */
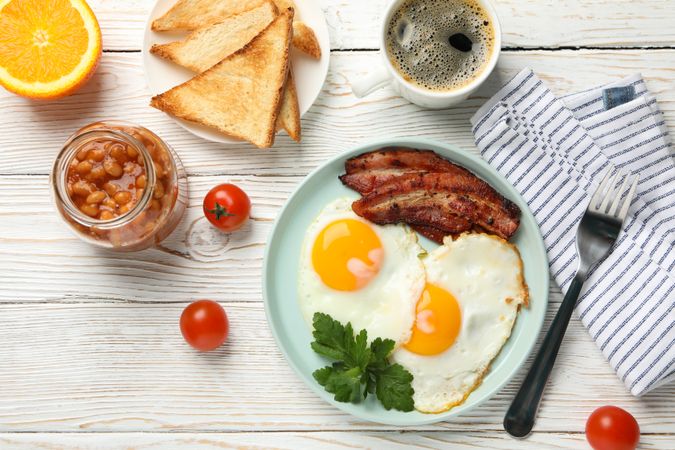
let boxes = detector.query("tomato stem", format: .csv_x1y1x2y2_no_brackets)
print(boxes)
207,202,235,220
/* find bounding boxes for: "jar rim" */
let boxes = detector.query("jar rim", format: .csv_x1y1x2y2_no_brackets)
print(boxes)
51,127,157,229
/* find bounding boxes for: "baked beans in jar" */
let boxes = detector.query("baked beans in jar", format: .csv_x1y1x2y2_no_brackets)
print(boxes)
51,121,188,251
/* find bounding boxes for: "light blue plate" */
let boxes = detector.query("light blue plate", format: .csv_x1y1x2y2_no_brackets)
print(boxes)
263,138,549,425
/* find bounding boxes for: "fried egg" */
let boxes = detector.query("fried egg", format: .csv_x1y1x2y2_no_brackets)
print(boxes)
392,233,528,413
298,198,426,347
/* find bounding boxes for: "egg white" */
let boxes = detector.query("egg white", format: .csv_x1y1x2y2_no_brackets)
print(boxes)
298,198,426,348
392,233,529,413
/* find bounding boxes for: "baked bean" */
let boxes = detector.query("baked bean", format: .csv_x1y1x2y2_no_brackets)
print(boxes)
76,161,92,175
136,175,146,188
102,198,116,209
161,193,173,209
80,204,99,217
103,182,118,196
150,199,161,211
99,210,114,221
109,143,128,163
153,181,164,199
153,161,166,178
76,148,89,160
126,145,138,158
87,148,105,162
103,159,123,177
129,131,143,141
134,211,147,222
86,191,106,204
89,165,106,180
119,204,131,214
72,180,93,196
114,191,132,205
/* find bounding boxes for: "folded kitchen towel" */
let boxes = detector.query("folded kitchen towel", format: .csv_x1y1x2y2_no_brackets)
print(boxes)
470,69,674,396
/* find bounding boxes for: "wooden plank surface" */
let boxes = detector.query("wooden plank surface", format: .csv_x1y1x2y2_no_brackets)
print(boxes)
0,174,568,302
2,0,675,448
1,302,673,434
1,174,674,435
90,0,675,51
1,51,675,444
1,432,673,449
1,50,674,176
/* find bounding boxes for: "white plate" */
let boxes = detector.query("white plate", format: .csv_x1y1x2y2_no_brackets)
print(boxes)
142,0,330,144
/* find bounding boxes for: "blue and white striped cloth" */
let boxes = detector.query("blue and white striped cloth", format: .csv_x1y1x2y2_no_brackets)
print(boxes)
470,69,674,396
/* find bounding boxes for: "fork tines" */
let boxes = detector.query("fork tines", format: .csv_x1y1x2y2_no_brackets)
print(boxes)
590,166,639,221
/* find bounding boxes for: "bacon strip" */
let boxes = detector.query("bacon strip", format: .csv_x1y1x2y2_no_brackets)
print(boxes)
410,224,457,243
340,147,471,195
352,173,521,240
411,224,489,244
344,147,471,175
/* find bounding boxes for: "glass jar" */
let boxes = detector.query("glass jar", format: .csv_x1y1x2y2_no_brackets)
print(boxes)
51,120,188,251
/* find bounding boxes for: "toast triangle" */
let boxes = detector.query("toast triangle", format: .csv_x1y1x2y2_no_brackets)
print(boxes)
152,0,321,60
150,2,301,141
277,69,301,142
292,21,321,59
271,0,320,59
152,0,266,31
150,1,277,72
150,9,294,148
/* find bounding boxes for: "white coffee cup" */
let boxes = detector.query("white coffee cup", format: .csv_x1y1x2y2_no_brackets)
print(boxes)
351,0,501,109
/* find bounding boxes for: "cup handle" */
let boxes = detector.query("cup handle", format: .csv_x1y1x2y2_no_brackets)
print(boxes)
351,65,391,98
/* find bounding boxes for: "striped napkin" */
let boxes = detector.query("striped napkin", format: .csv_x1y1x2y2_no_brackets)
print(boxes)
470,69,674,396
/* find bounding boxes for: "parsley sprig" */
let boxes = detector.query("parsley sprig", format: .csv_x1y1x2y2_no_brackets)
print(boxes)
310,312,414,412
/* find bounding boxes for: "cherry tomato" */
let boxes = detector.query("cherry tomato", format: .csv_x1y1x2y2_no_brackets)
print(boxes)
180,300,229,351
586,406,640,450
203,183,251,232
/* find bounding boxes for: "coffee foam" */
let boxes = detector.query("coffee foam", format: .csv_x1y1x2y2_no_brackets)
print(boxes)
385,0,495,92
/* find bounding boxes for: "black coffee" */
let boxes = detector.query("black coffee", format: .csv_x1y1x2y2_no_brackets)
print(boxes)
385,0,495,92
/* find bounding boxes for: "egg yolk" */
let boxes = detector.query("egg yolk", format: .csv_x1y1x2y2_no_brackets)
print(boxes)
312,219,384,291
404,283,461,356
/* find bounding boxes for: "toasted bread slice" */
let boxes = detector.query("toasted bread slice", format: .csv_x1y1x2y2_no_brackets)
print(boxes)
277,69,301,141
153,0,321,59
151,2,300,141
272,0,292,8
271,0,321,59
152,0,266,31
292,21,321,59
150,10,294,148
150,2,277,70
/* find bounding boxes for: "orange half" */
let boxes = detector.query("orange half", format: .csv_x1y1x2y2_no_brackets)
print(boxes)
0,0,102,99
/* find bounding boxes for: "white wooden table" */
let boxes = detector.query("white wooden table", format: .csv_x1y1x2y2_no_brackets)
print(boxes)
1,0,674,448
